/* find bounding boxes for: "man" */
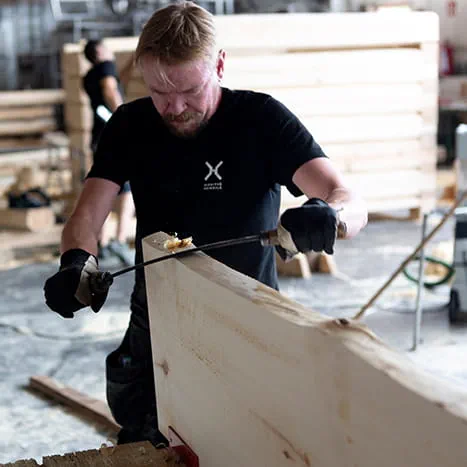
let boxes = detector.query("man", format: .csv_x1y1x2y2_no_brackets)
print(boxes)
45,2,368,447
82,39,134,265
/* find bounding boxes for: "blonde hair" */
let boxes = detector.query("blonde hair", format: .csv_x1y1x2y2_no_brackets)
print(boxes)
135,2,217,66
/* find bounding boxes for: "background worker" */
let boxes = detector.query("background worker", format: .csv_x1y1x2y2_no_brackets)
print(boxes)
82,39,135,266
45,2,368,447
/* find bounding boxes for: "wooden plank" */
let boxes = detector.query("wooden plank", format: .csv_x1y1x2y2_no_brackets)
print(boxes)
0,107,54,121
142,231,467,467
69,131,91,153
0,118,57,137
62,75,89,105
2,460,40,466
223,48,437,88
125,79,148,101
214,12,439,51
324,140,427,171
61,49,90,78
265,84,431,117
303,115,432,144
5,442,180,467
0,90,65,108
345,170,436,198
0,147,68,169
0,207,55,232
29,375,121,432
42,442,180,467
276,252,311,278
64,103,93,131
0,137,45,151
281,169,436,207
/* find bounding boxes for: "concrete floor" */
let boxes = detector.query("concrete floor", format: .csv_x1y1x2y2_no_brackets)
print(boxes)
1,214,467,464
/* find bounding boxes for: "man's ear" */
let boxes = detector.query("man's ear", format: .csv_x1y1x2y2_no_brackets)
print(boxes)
216,49,226,81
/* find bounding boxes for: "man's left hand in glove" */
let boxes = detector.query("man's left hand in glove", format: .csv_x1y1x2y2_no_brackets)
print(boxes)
44,248,110,318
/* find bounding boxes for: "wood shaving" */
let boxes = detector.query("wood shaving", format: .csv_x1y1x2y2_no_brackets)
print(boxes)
163,236,193,252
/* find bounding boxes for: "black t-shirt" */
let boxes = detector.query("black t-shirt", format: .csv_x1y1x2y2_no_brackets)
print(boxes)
82,60,123,147
88,88,326,316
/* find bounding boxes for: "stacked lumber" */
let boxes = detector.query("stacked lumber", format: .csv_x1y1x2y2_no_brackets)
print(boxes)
61,41,140,177
217,12,439,215
142,231,467,467
0,89,64,139
61,12,439,216
0,90,68,198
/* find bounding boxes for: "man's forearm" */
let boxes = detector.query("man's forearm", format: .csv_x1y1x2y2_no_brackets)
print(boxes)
325,188,368,239
61,215,100,256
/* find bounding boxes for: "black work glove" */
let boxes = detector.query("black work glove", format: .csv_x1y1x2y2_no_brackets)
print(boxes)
44,248,110,318
279,198,338,257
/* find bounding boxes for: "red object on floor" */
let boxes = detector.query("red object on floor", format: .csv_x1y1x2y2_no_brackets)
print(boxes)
168,426,200,467
440,40,455,76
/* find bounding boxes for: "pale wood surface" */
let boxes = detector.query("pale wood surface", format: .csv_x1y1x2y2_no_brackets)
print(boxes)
0,107,54,121
29,376,121,433
61,11,439,214
0,118,57,137
214,12,439,50
143,231,467,467
0,207,55,232
0,90,65,108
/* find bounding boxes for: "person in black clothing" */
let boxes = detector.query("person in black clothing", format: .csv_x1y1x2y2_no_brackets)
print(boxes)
44,2,368,447
82,39,135,266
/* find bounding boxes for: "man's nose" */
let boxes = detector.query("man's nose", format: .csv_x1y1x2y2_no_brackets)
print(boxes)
166,95,187,115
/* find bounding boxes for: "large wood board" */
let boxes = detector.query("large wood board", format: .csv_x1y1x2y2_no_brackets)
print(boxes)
142,231,467,467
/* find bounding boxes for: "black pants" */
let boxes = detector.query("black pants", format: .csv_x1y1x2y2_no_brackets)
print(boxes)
105,283,167,445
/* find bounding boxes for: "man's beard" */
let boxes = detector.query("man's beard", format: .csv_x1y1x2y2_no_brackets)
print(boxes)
163,112,207,138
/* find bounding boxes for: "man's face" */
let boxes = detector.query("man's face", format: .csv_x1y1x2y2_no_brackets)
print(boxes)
140,53,225,138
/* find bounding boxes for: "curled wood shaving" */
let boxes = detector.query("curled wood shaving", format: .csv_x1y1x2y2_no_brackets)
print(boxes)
163,236,193,252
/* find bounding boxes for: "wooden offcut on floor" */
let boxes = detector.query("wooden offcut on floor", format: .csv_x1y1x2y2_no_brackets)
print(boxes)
2,442,182,467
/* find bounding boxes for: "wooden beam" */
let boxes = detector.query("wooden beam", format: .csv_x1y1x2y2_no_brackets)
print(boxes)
0,107,55,121
0,118,57,137
142,231,467,467
223,48,437,89
214,12,439,51
0,90,65,108
5,442,181,467
0,207,55,232
29,375,121,433
42,442,180,467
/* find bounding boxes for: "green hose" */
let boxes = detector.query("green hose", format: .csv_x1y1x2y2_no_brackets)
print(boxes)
403,256,455,289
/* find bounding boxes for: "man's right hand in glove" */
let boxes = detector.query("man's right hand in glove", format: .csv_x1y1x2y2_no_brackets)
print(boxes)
44,248,108,318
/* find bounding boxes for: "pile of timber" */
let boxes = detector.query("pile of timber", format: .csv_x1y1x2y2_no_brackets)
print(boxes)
0,89,64,139
61,11,439,215
0,90,69,197
61,40,137,175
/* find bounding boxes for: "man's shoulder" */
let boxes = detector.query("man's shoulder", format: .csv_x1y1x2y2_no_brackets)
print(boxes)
225,88,272,107
122,97,154,113
118,97,157,125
